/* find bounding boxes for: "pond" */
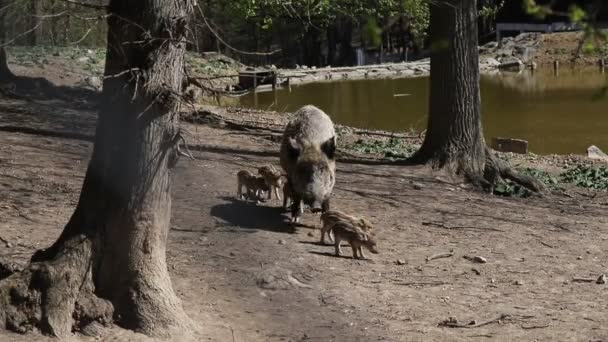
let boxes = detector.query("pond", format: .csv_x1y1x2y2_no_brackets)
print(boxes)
238,68,608,155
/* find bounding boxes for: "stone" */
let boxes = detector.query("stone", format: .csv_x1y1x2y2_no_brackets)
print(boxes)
597,274,607,284
84,76,102,90
587,145,608,162
492,137,529,154
498,57,524,71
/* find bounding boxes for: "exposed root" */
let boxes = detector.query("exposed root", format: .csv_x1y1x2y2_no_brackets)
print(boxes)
408,146,544,195
0,235,114,337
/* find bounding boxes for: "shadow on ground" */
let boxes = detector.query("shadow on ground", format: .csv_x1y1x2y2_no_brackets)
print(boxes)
210,197,293,233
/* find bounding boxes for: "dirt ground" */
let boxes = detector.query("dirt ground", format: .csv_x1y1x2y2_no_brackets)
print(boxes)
1,79,608,342
535,31,607,67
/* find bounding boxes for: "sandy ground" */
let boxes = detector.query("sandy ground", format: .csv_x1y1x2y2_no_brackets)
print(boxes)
1,82,608,342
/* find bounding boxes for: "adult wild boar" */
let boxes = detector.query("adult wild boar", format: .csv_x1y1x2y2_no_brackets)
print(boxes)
280,105,337,223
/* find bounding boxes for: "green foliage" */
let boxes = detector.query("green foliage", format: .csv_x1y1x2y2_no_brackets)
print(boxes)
493,182,532,198
494,167,558,198
401,0,430,45
560,165,608,191
520,167,559,186
479,0,505,21
523,0,552,19
362,18,383,48
350,137,417,159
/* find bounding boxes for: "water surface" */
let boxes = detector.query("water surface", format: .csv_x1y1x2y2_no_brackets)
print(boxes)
238,69,608,155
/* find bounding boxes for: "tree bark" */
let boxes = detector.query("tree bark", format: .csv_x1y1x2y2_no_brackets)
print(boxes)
27,0,39,46
0,47,15,80
0,0,195,337
0,0,6,45
409,0,542,193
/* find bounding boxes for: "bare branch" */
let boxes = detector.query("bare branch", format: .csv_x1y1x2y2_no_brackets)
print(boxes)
56,0,108,11
195,4,280,57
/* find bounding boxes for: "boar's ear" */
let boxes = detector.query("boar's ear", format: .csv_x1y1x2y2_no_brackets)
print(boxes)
321,136,336,159
287,137,300,160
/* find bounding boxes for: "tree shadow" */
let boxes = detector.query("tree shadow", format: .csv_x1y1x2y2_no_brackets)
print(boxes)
210,196,293,233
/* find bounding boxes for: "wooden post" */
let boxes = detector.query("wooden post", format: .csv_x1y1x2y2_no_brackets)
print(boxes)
553,60,559,76
600,59,605,74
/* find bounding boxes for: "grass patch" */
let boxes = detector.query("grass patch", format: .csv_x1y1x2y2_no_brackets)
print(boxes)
560,164,608,191
349,137,417,160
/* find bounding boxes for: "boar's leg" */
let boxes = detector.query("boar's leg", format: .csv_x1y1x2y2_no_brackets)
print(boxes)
290,194,303,224
359,246,367,259
322,198,331,213
334,237,343,256
350,242,360,259
274,187,282,201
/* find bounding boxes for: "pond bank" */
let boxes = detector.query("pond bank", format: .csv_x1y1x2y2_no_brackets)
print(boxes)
276,57,502,86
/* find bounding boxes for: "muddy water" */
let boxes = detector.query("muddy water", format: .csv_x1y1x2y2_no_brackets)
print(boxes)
238,68,608,155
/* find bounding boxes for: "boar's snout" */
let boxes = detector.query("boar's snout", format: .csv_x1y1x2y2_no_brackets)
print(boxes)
311,201,324,213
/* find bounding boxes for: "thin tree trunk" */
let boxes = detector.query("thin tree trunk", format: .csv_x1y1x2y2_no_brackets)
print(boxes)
0,0,195,337
409,0,542,193
27,0,39,46
0,0,6,45
0,47,15,80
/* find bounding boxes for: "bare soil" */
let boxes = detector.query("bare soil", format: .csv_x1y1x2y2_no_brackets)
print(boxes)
535,31,607,67
1,75,608,341
1,96,608,342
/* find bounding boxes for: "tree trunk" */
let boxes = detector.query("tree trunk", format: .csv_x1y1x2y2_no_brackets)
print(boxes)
0,0,6,45
27,0,39,46
409,0,542,193
0,47,15,80
411,0,485,171
0,0,195,338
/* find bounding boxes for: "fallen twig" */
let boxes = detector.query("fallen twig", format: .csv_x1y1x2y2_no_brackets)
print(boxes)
426,252,454,262
572,277,596,283
422,221,504,232
439,314,510,328
521,324,550,330
394,281,448,287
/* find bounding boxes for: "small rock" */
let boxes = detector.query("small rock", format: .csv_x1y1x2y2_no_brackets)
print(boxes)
307,232,314,237
514,280,524,286
229,251,236,256
464,255,487,263
77,56,91,63
587,145,608,162
396,259,406,265
471,268,481,275
278,239,286,245
577,256,583,260
597,274,607,284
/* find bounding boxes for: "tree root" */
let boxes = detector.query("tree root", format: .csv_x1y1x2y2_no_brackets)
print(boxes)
0,235,114,337
409,145,544,195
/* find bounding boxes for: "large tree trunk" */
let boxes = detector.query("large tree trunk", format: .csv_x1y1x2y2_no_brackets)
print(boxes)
409,0,542,193
0,0,194,338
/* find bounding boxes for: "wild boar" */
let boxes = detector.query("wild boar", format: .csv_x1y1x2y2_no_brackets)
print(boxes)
237,170,269,202
258,165,285,201
280,105,336,223
319,210,374,244
332,221,379,260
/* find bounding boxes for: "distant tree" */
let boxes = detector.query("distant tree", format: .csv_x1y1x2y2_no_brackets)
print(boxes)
409,0,543,193
0,0,195,337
